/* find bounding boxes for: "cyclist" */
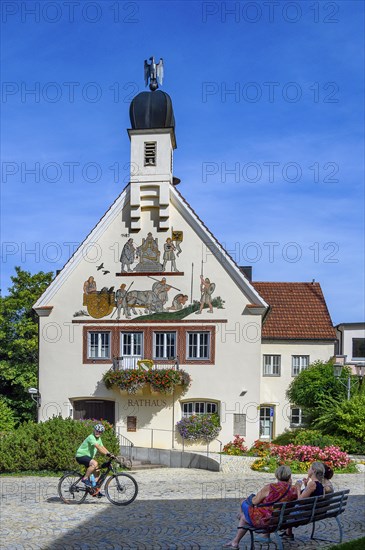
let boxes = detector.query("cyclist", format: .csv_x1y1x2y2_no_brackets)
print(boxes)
76,423,116,488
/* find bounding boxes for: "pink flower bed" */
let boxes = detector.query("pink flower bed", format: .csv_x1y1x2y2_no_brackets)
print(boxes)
270,444,350,469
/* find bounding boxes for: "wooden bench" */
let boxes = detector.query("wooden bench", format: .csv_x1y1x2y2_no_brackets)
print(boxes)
245,489,350,550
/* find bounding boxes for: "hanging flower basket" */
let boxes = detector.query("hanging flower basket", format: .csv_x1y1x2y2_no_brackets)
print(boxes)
176,413,221,443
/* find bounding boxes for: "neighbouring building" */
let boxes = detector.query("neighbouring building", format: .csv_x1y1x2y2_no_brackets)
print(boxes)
335,322,365,375
34,61,337,451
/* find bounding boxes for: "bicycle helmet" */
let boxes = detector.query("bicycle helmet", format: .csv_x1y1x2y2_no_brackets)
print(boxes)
93,423,105,433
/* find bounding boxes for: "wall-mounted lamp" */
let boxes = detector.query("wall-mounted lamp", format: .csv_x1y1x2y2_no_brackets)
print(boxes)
240,390,247,397
28,387,41,407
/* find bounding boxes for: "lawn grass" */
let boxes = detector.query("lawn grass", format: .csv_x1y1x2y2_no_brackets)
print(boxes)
326,537,365,550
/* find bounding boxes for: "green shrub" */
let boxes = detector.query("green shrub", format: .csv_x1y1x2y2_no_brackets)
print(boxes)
0,416,120,473
0,398,16,433
293,429,340,448
315,394,365,442
273,428,365,455
272,429,298,446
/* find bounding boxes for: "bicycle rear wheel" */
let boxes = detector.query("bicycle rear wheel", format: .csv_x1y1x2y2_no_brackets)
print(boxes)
58,472,88,504
105,473,138,505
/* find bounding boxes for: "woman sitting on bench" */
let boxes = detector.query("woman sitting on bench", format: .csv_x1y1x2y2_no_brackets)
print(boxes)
223,465,298,549
281,461,325,540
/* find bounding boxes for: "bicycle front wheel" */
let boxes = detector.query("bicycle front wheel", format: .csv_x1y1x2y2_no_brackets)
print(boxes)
105,473,138,505
58,472,88,504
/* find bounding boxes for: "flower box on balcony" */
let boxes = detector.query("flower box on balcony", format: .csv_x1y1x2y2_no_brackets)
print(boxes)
103,367,191,396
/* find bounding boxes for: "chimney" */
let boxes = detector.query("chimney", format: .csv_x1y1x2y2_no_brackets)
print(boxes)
239,266,252,282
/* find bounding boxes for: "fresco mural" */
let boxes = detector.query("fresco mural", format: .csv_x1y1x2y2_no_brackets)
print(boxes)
83,277,115,319
162,238,178,271
80,261,223,320
195,275,216,314
119,231,183,273
135,232,162,271
120,239,136,272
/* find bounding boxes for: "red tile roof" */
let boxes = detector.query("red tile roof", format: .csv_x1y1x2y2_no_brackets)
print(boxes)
251,282,336,340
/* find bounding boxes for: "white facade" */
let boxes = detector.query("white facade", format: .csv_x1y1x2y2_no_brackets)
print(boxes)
34,85,337,451
260,341,335,439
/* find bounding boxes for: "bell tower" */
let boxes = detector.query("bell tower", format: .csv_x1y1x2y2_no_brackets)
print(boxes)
128,57,177,231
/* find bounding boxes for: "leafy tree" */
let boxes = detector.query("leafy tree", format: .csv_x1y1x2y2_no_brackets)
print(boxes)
286,360,354,423
0,267,53,425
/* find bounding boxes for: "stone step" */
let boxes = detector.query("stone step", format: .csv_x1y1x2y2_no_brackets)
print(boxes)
130,459,167,470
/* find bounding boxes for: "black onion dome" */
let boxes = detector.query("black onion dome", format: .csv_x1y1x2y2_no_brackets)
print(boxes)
129,90,175,129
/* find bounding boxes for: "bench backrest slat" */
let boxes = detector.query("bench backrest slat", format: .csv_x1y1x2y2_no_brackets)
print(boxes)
263,489,349,532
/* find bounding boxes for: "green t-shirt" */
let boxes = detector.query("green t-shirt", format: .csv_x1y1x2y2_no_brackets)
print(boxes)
76,434,103,458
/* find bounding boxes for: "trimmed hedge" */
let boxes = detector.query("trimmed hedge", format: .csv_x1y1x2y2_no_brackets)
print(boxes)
0,416,120,473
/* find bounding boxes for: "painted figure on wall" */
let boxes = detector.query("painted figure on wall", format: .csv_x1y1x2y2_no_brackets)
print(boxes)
83,276,97,294
120,238,135,272
115,283,127,319
135,232,163,272
83,277,115,319
168,293,189,311
171,230,183,257
152,277,172,307
195,275,215,314
162,238,178,272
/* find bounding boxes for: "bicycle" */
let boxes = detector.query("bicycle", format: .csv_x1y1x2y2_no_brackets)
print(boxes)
58,456,138,505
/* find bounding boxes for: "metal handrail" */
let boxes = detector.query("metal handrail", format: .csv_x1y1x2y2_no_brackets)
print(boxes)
115,427,134,460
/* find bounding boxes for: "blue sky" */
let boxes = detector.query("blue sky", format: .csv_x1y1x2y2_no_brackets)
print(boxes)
1,0,364,324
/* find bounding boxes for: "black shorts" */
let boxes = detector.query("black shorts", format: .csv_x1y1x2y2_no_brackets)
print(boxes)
76,455,92,467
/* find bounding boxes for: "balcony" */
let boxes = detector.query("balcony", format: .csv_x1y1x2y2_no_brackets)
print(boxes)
104,356,189,396
112,356,180,371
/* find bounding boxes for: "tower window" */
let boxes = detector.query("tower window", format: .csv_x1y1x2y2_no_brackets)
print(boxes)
144,142,156,166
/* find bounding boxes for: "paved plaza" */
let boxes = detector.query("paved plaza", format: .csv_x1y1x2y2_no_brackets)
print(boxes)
1,469,364,550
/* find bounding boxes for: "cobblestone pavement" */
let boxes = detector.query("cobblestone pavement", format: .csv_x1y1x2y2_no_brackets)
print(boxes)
1,469,364,550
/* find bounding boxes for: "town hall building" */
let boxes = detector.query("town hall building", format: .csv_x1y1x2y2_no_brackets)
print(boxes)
34,59,337,452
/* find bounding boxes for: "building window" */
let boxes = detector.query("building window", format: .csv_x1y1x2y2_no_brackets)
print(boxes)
259,406,274,439
233,414,246,437
292,355,309,376
153,332,176,359
263,355,281,376
352,338,365,359
144,141,156,166
290,407,304,427
182,401,218,417
187,332,210,359
88,332,110,359
121,332,143,368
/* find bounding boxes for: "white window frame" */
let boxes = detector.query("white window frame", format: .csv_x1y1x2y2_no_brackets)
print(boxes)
290,407,304,427
120,332,143,368
259,406,274,439
187,331,210,359
291,355,309,376
153,332,176,360
87,331,111,359
182,401,218,418
263,355,281,376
